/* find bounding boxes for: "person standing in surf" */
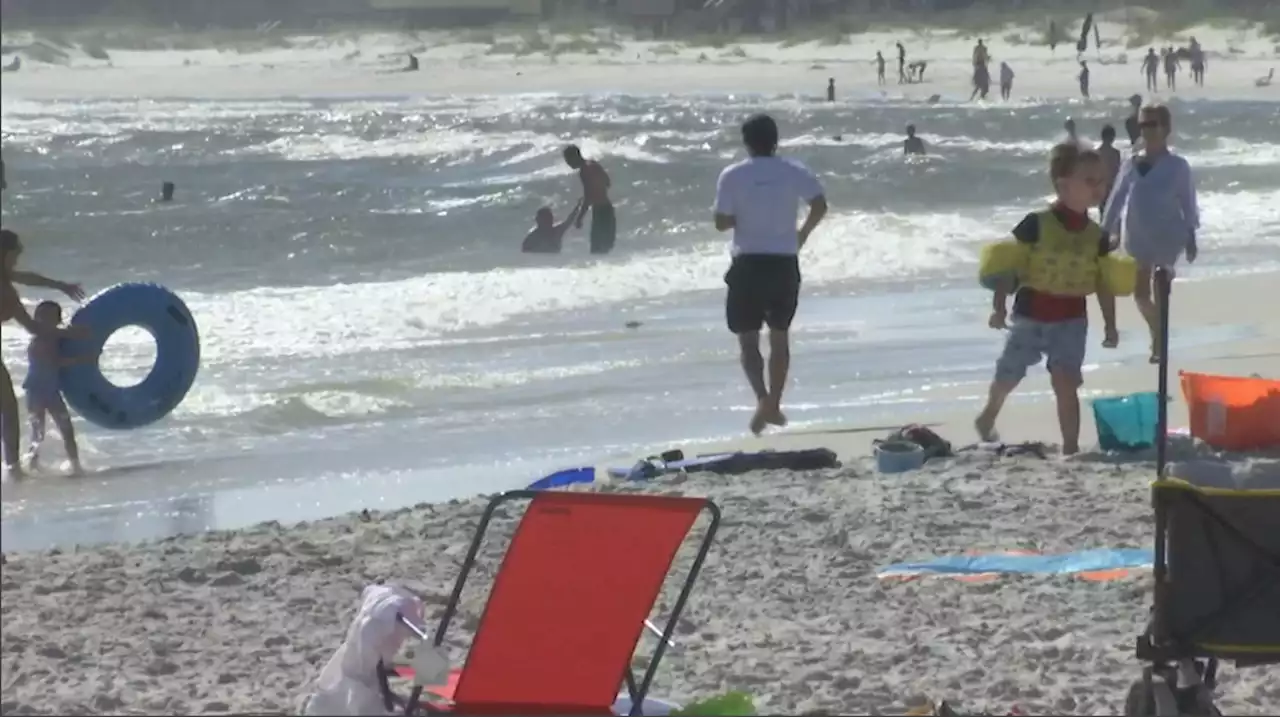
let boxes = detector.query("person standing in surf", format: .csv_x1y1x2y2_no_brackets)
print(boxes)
712,114,827,436
562,145,616,255
24,301,92,475
1101,104,1200,364
1,229,87,477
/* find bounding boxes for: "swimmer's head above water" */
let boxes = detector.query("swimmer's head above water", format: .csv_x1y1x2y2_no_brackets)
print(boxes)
905,124,917,137
562,144,584,169
535,206,554,229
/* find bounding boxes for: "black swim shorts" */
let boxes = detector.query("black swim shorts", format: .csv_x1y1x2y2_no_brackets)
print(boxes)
589,203,617,254
724,254,801,334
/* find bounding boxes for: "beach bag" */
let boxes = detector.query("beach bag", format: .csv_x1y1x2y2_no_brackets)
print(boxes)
877,424,952,462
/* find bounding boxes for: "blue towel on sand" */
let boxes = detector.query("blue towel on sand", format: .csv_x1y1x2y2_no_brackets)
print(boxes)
878,548,1154,577
527,466,594,491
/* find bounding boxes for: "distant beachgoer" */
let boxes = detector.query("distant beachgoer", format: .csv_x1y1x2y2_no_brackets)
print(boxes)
999,62,1014,100
1163,47,1179,90
1064,118,1078,144
159,181,175,203
562,145,615,255
1049,21,1058,53
1078,61,1091,98
1143,49,1159,92
24,301,91,475
826,77,835,102
1102,104,1199,363
972,39,989,68
406,53,419,72
908,61,928,83
975,144,1117,455
1098,125,1121,219
712,114,827,435
1124,94,1143,147
875,51,886,85
1,229,87,477
903,124,926,156
897,42,907,84
1189,37,1205,86
521,200,584,254
970,61,991,101
1,56,19,73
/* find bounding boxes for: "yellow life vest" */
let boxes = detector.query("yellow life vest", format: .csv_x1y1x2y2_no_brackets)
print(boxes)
978,210,1137,297
1023,209,1103,296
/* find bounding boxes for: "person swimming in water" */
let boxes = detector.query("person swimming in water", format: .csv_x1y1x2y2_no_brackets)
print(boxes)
24,300,94,474
521,199,585,254
562,145,616,255
903,125,927,156
1,229,87,477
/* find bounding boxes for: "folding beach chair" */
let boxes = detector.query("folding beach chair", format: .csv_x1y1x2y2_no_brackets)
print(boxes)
379,489,720,716
1124,269,1280,717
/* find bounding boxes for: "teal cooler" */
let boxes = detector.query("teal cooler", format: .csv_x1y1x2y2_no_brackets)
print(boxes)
1092,391,1160,451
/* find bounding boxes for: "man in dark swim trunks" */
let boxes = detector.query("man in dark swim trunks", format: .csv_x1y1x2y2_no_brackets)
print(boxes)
562,145,616,255
712,114,827,436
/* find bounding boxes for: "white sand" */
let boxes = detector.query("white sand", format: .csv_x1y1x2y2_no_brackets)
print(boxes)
2,272,1278,715
2,16,1278,101
3,450,1279,716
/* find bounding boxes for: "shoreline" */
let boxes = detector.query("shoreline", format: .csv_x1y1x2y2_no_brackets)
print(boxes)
5,271,1278,556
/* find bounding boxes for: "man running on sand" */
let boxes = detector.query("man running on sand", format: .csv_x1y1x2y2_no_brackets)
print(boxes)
562,145,616,255
1,228,87,477
713,114,827,436
1101,104,1199,364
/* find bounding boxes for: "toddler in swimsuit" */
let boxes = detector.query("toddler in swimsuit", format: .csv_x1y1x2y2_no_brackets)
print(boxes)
25,301,90,474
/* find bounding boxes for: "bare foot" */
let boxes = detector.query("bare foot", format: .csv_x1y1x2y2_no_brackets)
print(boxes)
974,414,1000,442
749,405,768,436
765,405,788,427
1062,443,1080,456
68,462,84,477
1148,354,1161,364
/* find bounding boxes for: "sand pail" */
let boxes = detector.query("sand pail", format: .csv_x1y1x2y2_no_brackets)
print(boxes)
1092,392,1160,451
875,440,925,474
1180,372,1280,451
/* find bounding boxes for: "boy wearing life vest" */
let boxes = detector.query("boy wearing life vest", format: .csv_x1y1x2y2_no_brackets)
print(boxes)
976,144,1119,454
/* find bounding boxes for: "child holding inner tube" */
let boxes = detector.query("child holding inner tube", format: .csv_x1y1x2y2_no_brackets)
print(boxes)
25,301,93,474
1,228,87,477
975,144,1121,455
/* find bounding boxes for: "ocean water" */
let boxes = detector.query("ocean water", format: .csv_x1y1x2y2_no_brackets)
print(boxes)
2,92,1278,551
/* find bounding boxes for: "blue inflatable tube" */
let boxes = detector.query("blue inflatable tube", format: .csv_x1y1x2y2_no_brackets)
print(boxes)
59,283,200,430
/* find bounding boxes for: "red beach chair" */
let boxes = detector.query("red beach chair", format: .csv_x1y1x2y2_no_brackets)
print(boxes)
379,490,720,716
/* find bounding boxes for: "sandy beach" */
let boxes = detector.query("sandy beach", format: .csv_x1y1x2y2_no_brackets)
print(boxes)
3,449,1279,716
3,9,1280,715
3,269,1279,714
3,14,1279,101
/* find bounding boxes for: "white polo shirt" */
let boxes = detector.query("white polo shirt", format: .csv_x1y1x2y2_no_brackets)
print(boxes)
713,156,824,256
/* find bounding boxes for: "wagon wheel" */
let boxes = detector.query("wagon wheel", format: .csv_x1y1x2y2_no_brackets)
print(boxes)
1124,675,1153,717
1123,668,1181,717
